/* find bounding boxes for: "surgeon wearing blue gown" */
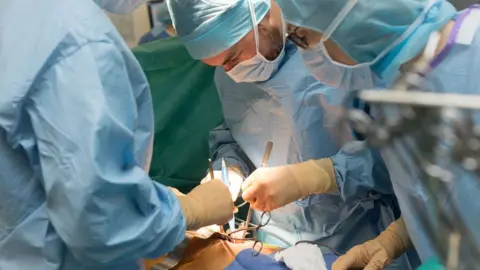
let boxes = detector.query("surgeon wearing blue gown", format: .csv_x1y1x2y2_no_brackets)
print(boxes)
138,2,176,45
274,0,480,269
167,0,420,269
0,0,235,269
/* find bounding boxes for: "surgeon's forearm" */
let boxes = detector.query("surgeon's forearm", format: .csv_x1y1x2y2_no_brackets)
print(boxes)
378,217,412,259
208,123,256,176
64,170,186,263
289,158,338,197
212,156,249,176
45,161,187,265
31,43,187,265
330,141,394,204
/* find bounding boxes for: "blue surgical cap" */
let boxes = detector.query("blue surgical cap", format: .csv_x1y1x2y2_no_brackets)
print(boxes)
156,2,172,26
277,0,456,65
167,0,270,60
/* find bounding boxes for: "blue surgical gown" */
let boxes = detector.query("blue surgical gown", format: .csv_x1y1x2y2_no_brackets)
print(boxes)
0,0,185,269
210,42,420,269
379,12,480,268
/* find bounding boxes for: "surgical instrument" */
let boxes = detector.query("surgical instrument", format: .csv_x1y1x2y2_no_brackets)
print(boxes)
251,211,273,256
242,141,273,255
221,158,231,186
243,141,273,238
208,158,215,179
222,158,236,233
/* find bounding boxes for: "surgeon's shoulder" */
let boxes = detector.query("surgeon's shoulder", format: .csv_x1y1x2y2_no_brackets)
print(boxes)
0,0,127,104
2,0,121,59
58,0,123,45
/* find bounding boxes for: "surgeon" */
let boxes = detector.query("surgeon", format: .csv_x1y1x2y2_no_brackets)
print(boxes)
138,2,176,45
0,0,235,269
167,0,420,268
274,0,480,269
94,0,145,14
156,3,176,37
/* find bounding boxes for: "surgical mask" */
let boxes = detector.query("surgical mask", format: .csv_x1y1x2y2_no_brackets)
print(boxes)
226,0,286,83
302,0,439,89
93,0,146,14
301,44,380,91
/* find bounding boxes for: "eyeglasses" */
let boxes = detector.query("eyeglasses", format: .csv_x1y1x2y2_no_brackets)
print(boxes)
287,26,309,49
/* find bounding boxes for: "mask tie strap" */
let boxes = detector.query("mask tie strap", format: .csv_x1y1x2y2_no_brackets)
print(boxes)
247,0,261,53
322,0,358,41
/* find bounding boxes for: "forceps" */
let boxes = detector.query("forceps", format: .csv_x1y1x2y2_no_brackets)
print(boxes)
243,141,274,256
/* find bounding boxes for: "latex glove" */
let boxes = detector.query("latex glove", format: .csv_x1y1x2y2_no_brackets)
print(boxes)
201,169,244,202
168,187,185,197
241,159,337,211
332,217,412,270
176,179,235,230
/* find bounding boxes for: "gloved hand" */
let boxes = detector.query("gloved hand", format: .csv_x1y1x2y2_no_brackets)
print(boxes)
332,217,412,270
241,158,337,212
176,179,235,230
169,187,185,197
201,169,244,202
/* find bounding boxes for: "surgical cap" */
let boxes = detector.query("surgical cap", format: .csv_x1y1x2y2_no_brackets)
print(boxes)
277,0,456,65
167,0,270,60
156,2,172,26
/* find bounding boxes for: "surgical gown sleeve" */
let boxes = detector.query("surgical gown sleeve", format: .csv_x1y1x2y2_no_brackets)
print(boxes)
26,41,186,265
209,123,256,175
330,141,395,204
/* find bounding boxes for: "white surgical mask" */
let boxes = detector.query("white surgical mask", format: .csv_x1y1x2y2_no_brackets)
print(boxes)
302,0,438,90
300,0,379,91
226,0,286,83
301,44,380,91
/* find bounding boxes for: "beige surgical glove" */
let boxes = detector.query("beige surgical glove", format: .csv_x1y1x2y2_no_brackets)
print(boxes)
200,168,244,202
332,217,412,270
241,158,337,212
168,187,185,197
176,179,234,230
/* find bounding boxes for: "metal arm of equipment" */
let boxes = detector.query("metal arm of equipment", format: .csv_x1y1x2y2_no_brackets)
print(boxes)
358,90,480,110
342,32,480,270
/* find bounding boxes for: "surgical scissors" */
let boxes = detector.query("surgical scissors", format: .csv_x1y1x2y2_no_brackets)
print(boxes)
251,211,272,256
242,141,274,255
